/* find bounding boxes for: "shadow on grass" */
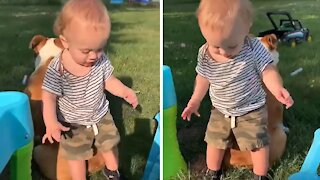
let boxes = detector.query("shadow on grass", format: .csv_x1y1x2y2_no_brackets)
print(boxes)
105,8,159,178
164,2,210,168
106,76,155,179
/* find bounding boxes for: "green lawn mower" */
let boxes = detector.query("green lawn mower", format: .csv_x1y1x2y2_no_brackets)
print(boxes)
258,11,312,47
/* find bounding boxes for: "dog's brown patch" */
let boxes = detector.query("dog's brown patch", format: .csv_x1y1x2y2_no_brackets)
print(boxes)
29,35,48,55
260,34,277,51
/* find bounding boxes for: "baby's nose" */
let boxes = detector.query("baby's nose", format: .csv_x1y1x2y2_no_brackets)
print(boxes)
219,48,227,55
88,51,100,60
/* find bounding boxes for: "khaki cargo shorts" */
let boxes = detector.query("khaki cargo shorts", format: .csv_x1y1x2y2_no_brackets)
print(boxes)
205,105,269,151
59,112,120,160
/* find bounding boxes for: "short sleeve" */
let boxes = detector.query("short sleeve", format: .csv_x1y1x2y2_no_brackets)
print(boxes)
101,53,114,81
252,38,273,74
42,60,62,96
195,45,208,78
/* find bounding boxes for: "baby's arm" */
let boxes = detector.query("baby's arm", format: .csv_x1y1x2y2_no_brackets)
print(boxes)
181,74,209,121
42,90,69,143
105,75,138,108
262,64,294,109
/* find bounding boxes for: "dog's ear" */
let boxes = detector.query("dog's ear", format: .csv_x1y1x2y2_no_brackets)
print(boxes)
29,35,48,54
267,34,277,50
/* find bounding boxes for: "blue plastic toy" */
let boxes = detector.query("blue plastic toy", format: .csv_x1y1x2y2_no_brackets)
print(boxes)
142,113,160,180
135,0,149,5
110,0,124,4
289,128,320,180
0,91,34,180
163,65,187,179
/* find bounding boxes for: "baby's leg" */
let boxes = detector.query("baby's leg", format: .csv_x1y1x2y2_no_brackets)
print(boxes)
95,112,121,178
205,108,233,171
100,148,121,179
67,160,86,180
251,146,269,176
207,145,225,170
233,105,269,178
59,124,94,180
204,108,232,179
102,147,119,170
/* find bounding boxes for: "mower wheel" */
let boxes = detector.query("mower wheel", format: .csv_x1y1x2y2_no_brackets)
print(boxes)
290,40,296,48
307,35,312,43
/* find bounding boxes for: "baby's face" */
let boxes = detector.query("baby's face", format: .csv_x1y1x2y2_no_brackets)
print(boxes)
200,17,250,59
63,20,110,67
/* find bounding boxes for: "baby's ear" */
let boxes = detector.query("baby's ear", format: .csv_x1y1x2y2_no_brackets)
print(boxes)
59,35,66,41
248,22,253,29
59,35,68,49
246,22,253,34
54,37,64,49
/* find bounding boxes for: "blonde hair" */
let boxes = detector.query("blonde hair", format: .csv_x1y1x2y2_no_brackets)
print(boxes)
54,0,111,36
196,0,253,31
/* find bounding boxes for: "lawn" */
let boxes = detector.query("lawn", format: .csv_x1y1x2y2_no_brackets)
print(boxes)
164,0,320,179
0,3,159,180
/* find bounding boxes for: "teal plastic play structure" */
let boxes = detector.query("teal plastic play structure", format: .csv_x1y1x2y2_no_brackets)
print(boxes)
289,128,320,180
0,91,34,180
143,113,160,180
163,65,187,180
135,0,149,4
110,0,123,4
110,0,150,5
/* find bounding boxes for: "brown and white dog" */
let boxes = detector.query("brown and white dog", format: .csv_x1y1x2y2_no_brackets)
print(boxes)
259,34,279,65
28,35,64,71
25,35,63,139
223,34,288,168
25,35,105,180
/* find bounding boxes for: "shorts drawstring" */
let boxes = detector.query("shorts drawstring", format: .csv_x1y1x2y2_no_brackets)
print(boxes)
87,123,99,136
224,115,237,128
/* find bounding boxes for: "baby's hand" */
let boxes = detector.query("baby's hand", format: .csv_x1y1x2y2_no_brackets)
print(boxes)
181,99,201,121
276,88,294,109
42,121,70,144
124,88,138,109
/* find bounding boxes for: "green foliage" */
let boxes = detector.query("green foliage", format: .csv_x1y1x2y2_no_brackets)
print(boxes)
0,0,61,5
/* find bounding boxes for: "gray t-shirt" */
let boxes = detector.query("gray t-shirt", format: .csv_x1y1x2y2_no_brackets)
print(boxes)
196,37,273,116
42,52,113,126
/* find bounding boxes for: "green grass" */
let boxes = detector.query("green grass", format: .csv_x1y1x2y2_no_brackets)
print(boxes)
0,4,159,180
164,0,320,179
